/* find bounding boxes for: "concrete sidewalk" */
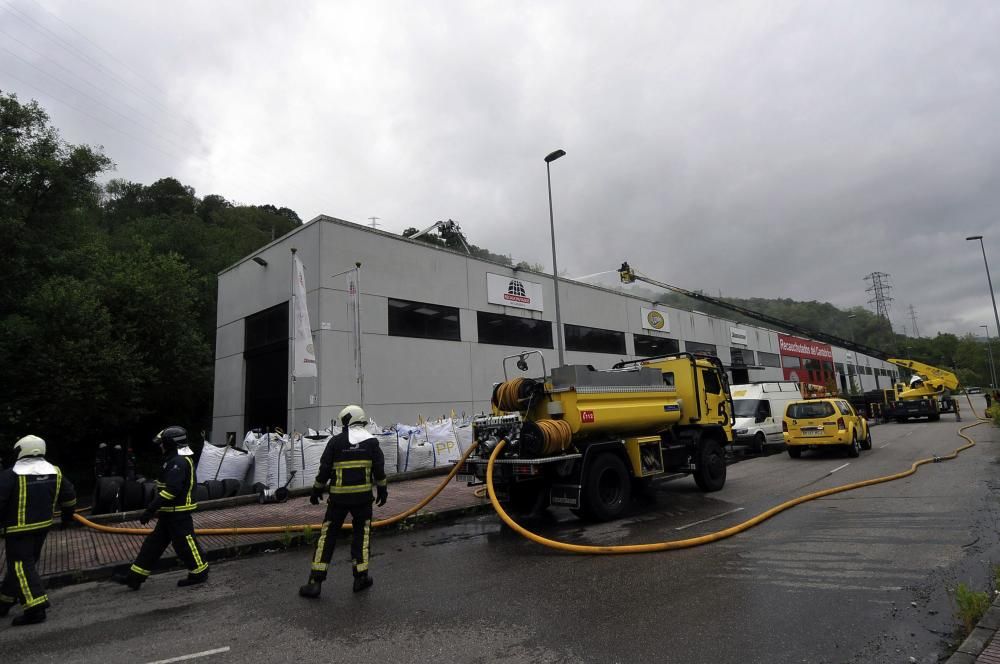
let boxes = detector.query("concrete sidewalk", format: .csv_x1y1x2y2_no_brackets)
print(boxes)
1,473,490,588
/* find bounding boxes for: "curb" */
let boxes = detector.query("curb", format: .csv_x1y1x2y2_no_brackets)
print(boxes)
44,499,493,590
946,599,1000,663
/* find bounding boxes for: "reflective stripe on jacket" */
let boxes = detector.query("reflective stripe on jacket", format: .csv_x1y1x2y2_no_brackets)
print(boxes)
0,460,77,535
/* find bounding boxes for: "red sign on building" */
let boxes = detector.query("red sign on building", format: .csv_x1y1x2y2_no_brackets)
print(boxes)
777,334,835,387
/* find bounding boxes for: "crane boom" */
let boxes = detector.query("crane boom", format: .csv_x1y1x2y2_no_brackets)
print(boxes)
616,262,890,361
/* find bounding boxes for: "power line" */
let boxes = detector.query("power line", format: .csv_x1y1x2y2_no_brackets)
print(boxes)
1,45,189,153
0,68,185,161
0,1,198,134
0,27,190,145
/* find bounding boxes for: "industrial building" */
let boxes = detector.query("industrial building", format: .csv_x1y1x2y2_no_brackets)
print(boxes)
211,216,897,439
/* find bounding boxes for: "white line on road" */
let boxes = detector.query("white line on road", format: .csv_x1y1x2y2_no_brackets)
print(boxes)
879,442,892,448
144,647,231,664
675,507,744,531
827,463,850,475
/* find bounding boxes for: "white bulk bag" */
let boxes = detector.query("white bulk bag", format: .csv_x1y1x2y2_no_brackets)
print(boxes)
454,423,474,456
397,436,436,472
425,419,460,464
376,432,399,474
250,433,292,490
288,436,329,490
196,443,251,483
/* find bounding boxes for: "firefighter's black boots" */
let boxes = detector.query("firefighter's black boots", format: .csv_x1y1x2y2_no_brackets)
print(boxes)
353,571,373,593
299,580,322,599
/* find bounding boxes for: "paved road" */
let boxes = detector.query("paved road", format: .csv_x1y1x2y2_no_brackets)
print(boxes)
3,415,999,664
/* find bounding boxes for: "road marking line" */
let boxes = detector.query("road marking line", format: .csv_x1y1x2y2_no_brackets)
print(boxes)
144,647,231,664
827,463,849,475
879,442,892,448
675,507,744,531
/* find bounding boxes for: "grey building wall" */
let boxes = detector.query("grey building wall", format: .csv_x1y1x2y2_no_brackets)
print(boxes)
212,216,895,437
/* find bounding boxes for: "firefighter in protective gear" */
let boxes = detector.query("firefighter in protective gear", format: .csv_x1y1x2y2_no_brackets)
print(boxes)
113,426,208,590
0,435,77,626
299,405,387,599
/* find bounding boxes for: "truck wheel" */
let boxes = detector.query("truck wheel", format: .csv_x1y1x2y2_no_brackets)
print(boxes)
579,453,631,521
928,414,940,422
787,446,802,459
752,432,766,454
694,438,726,492
846,433,860,458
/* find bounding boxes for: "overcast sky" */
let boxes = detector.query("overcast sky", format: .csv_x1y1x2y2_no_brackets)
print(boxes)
4,0,1000,338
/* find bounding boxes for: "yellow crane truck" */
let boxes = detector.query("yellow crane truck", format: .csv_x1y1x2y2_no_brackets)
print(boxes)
883,358,960,422
458,351,734,521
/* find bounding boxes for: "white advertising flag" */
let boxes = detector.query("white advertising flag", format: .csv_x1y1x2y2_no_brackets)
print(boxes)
292,254,317,377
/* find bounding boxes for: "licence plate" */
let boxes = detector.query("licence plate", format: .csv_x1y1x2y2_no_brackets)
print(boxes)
803,428,824,437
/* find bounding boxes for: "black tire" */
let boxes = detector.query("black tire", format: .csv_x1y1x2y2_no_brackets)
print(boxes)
141,481,158,507
929,414,940,422
121,480,144,511
193,483,210,503
787,446,803,459
895,417,906,424
693,438,726,492
93,476,123,515
846,432,860,458
862,428,873,451
579,453,631,521
221,478,241,497
752,432,766,454
204,479,225,500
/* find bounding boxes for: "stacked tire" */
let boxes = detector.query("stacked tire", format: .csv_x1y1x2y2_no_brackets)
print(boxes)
92,476,123,515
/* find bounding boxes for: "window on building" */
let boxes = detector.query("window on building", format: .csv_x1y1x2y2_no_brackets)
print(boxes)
782,355,801,369
564,324,626,354
835,362,845,374
477,312,552,348
633,334,680,357
730,348,756,366
388,298,461,341
686,341,717,356
758,351,780,368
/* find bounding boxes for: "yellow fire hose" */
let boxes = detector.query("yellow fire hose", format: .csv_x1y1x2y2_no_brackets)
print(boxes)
74,392,988,554
483,392,986,554
72,442,482,536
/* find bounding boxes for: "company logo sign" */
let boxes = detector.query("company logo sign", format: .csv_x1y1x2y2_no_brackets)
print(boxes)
486,273,543,311
730,327,748,346
640,307,670,333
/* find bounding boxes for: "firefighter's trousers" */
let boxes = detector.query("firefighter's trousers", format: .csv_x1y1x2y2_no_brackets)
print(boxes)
309,501,373,582
128,512,208,583
1,531,49,610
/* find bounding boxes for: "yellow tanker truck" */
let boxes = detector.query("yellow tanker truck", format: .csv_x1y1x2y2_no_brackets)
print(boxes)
459,351,734,521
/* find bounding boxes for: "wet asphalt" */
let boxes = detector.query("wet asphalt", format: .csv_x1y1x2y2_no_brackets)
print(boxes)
3,411,1000,664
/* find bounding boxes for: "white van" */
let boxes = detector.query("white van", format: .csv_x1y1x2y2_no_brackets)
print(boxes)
729,382,802,452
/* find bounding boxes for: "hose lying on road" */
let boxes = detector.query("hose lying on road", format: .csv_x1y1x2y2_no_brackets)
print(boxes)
72,442,483,536
484,417,985,555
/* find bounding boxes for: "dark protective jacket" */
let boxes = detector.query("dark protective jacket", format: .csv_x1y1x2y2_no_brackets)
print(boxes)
0,458,77,535
313,426,387,505
151,451,198,513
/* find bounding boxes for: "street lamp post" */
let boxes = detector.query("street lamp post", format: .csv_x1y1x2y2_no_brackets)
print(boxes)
982,324,998,389
967,236,1000,357
545,149,567,366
